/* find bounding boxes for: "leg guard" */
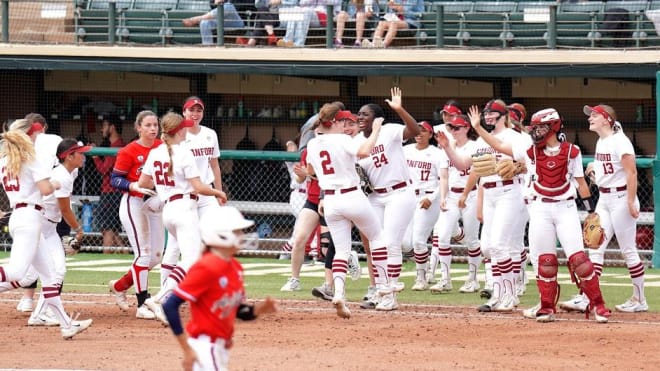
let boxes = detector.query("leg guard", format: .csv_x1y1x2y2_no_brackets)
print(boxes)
568,251,605,308
322,232,335,270
536,254,559,314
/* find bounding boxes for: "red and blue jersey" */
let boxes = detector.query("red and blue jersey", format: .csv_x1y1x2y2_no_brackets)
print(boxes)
113,139,162,197
174,251,245,341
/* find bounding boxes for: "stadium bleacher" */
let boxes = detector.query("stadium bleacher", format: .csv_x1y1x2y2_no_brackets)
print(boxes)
71,0,660,48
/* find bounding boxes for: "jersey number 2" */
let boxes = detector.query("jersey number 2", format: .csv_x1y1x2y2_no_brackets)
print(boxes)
153,161,175,186
319,151,335,175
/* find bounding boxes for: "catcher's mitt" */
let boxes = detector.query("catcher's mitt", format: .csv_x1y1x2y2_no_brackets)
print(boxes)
62,236,81,256
355,164,373,195
471,153,497,177
583,212,605,249
495,159,517,180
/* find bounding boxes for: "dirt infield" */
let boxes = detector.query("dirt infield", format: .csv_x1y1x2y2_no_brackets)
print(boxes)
3,294,660,370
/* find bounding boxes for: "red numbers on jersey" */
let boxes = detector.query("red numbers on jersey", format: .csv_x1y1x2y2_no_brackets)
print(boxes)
420,170,430,181
372,153,389,168
153,161,175,186
319,150,336,175
0,167,19,192
602,162,614,175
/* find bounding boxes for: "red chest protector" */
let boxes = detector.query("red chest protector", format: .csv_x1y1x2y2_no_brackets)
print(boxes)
526,142,579,197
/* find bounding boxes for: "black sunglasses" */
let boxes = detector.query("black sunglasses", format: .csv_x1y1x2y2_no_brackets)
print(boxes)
447,125,463,131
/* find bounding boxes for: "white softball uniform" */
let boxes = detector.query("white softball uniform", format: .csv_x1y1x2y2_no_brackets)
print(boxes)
435,140,480,250
42,164,78,282
402,143,445,255
512,142,584,259
142,143,202,272
35,133,63,169
357,124,416,283
589,132,642,270
307,133,387,295
183,126,222,217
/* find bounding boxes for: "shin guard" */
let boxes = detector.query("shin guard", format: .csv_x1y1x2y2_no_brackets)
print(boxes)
537,254,559,313
568,251,605,308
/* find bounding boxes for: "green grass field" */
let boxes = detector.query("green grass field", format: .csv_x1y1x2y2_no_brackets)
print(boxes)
5,252,658,312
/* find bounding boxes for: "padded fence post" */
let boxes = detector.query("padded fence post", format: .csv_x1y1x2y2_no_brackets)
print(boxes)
326,5,334,48
1,0,8,43
108,1,116,45
653,70,660,268
547,4,557,49
436,5,444,48
216,4,225,46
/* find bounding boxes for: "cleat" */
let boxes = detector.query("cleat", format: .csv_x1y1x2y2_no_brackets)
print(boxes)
478,297,499,312
593,304,611,323
280,277,301,292
136,305,156,320
311,283,334,301
615,297,649,313
535,308,556,323
109,280,130,311
375,293,398,311
347,251,361,281
332,297,351,319
16,297,33,313
492,293,515,312
559,293,589,313
459,279,480,293
28,313,60,327
523,302,541,319
144,298,168,326
61,313,92,340
393,281,405,292
362,286,376,301
411,278,429,291
429,280,452,294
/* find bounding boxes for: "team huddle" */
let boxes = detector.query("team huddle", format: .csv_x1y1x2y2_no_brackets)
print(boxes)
281,89,647,324
0,90,647,369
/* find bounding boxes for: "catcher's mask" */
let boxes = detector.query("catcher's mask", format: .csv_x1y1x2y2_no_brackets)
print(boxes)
530,108,563,147
481,99,507,133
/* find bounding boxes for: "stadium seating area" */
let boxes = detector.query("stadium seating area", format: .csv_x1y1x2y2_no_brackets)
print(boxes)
73,0,660,48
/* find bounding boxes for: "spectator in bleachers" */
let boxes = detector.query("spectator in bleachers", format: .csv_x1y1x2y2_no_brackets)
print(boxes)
334,0,380,47
276,0,342,47
237,0,281,46
363,0,423,48
182,0,246,45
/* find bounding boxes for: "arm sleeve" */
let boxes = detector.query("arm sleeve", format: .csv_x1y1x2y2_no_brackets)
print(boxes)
111,172,132,192
162,294,186,336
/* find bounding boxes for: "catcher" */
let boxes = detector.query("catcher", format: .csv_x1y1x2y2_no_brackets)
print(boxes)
469,106,611,323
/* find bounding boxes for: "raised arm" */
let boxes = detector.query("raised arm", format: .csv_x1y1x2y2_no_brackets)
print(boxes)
385,87,419,141
468,105,513,157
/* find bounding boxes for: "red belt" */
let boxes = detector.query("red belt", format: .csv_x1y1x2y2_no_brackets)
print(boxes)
450,186,476,193
415,190,434,196
532,196,575,203
482,179,515,189
323,186,358,196
15,203,43,211
373,181,408,194
167,194,199,203
598,185,627,193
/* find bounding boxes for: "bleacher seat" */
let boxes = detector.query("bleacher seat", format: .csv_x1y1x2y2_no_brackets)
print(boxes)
463,12,509,47
472,1,518,14
121,1,178,44
556,12,597,47
75,0,133,43
428,2,474,46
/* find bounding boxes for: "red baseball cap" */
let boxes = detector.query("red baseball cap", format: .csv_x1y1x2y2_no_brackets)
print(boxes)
583,105,614,125
183,97,205,111
335,110,356,122
57,141,92,160
418,121,433,132
166,119,195,136
441,104,462,116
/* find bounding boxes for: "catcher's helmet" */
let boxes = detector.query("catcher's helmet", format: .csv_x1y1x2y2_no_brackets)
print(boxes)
200,206,257,249
530,108,562,133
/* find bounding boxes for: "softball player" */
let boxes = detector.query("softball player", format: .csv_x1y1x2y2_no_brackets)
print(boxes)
27,138,90,327
561,104,647,313
160,97,226,288
307,103,388,318
472,107,612,323
138,113,228,325
355,87,419,311
0,124,92,338
109,110,164,320
162,206,276,371
432,115,481,294
402,121,445,291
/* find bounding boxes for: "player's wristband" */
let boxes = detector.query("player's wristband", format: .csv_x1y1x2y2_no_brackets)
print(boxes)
580,196,596,213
